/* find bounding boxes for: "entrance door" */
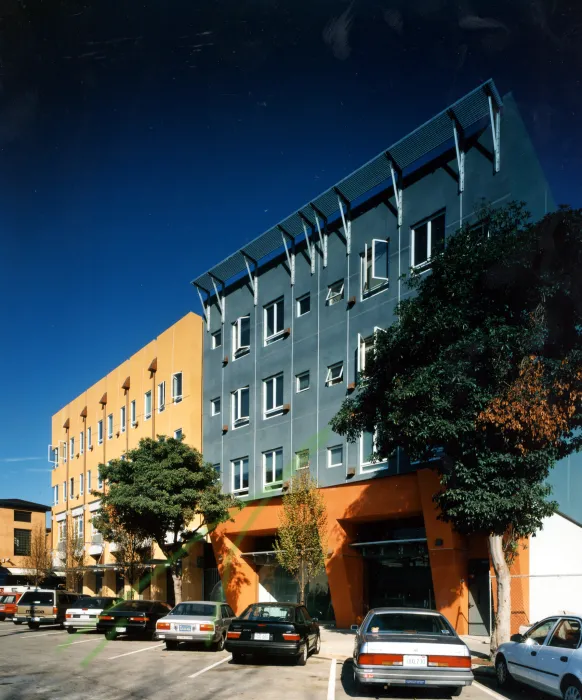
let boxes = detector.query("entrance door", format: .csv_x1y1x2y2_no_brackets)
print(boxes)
468,559,491,636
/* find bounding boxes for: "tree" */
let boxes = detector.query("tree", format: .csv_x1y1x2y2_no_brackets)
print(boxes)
274,469,328,605
92,506,152,599
331,203,582,652
95,435,242,604
22,525,53,587
65,518,85,592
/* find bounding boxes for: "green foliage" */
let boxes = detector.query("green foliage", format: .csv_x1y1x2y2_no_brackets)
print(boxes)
94,435,242,561
331,203,582,540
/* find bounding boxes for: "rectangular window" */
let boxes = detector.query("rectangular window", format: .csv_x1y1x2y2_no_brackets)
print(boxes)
58,520,66,542
54,484,59,505
98,471,103,490
130,400,136,426
411,211,446,268
263,373,284,417
79,473,84,496
158,381,166,412
232,387,250,428
14,511,32,523
232,315,251,358
87,470,91,492
264,298,285,344
144,391,152,420
63,442,67,463
328,445,343,468
70,476,75,498
326,362,344,386
232,457,249,495
360,430,388,471
296,293,311,317
73,515,84,541
70,437,75,459
172,372,183,403
357,334,376,375
211,397,221,416
107,413,113,439
54,447,59,466
296,371,310,393
80,431,84,454
295,449,310,471
362,239,389,296
263,448,284,490
87,426,92,449
174,428,183,440
119,406,126,433
212,329,222,349
98,420,103,445
213,463,221,479
63,480,67,502
14,529,31,556
326,280,344,306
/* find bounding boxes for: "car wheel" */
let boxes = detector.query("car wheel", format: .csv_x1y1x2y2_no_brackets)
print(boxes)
105,630,117,641
312,634,321,655
563,679,582,700
28,622,40,630
231,652,243,664
14,621,22,625
296,643,308,666
447,687,463,698
214,634,226,652
352,666,363,693
495,655,513,688
66,627,76,635
165,640,178,651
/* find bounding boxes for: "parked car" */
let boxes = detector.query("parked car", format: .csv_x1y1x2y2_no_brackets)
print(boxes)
496,614,582,699
64,596,122,634
225,602,320,665
155,601,235,650
96,599,172,640
13,589,82,629
352,608,473,697
0,594,20,621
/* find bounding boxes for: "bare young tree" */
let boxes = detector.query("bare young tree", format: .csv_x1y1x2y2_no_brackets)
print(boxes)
65,518,85,592
22,524,53,587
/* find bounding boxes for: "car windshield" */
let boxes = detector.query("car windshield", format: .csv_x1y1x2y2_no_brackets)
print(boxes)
3,596,16,604
240,605,295,622
77,597,119,609
365,613,453,636
109,600,152,612
168,603,217,617
18,592,54,606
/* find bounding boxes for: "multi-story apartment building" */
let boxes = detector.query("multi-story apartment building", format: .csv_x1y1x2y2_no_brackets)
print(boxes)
49,312,203,602
193,80,581,635
0,499,51,587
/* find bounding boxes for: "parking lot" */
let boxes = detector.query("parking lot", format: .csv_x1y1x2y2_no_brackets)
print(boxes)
0,622,549,700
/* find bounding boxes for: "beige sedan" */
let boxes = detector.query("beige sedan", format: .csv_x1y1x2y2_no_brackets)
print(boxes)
155,601,235,651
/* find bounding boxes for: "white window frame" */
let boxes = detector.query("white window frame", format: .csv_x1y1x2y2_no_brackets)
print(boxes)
107,413,113,439
87,426,92,450
360,430,388,472
361,239,389,297
172,372,183,404
326,362,344,386
144,391,152,421
326,280,345,306
98,420,103,445
232,315,251,358
130,400,136,427
295,449,310,471
211,329,222,349
87,470,91,492
296,371,310,393
70,476,75,499
232,387,250,429
296,293,311,317
98,471,103,490
79,473,84,496
63,442,67,463
54,484,59,505
411,211,446,270
264,298,285,345
70,437,75,459
120,406,126,433
63,480,67,501
74,514,84,540
328,444,344,468
263,448,284,490
174,428,183,440
263,373,284,418
232,457,249,496
58,520,66,542
80,431,84,455
158,381,166,413
211,397,221,416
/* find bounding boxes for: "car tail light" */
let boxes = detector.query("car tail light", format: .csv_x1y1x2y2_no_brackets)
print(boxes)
227,631,241,639
282,633,301,641
66,613,72,619
129,617,149,622
157,622,171,630
428,655,471,668
200,623,214,632
358,654,403,666
99,615,114,620
53,607,58,615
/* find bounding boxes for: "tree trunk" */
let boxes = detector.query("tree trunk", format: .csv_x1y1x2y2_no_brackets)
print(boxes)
298,560,305,604
171,567,183,605
488,533,511,655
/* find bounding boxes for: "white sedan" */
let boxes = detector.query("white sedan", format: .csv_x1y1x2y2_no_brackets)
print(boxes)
496,614,582,699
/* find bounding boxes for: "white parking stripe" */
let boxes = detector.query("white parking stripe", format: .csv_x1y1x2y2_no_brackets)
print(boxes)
188,655,232,678
473,681,508,699
327,658,337,700
107,643,164,660
57,638,102,647
21,631,66,638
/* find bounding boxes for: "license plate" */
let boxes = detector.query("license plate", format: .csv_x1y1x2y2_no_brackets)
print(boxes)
177,635,192,640
405,680,426,685
253,633,270,641
32,617,41,622
80,615,90,620
116,627,126,633
403,655,427,667
178,625,191,632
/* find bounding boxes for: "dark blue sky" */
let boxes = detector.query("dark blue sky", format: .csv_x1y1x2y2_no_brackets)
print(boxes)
1,0,580,505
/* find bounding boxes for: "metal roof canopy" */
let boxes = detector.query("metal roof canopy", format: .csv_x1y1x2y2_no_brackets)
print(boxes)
192,79,502,295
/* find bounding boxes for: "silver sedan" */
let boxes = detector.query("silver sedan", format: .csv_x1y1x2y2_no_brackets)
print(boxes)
155,601,236,651
352,608,473,696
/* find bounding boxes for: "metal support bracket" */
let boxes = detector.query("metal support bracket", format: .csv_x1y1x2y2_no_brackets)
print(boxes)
279,226,295,286
300,219,316,275
488,95,501,173
388,157,403,226
209,273,225,323
242,251,258,306
336,191,351,255
450,112,465,194
311,205,328,268
194,284,210,330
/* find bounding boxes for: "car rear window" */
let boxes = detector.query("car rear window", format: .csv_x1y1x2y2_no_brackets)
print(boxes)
18,592,54,606
3,596,16,604
109,600,152,612
240,605,295,622
77,597,119,609
365,613,453,636
169,603,217,617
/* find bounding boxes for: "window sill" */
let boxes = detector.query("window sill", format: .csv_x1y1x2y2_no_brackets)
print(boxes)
233,348,250,359
144,415,152,421
158,407,165,413
263,484,282,493
328,463,343,469
232,420,250,430
265,331,286,346
233,490,249,497
326,381,344,388
296,387,309,394
362,281,389,300
264,407,285,419
327,296,344,307
297,310,310,318
173,396,183,404
360,462,389,474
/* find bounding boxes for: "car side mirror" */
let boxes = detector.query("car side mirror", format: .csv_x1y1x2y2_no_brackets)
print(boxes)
510,633,525,643
350,624,359,632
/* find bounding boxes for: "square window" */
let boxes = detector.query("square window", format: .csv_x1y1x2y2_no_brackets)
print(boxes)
295,449,310,471
263,448,283,490
264,298,285,344
14,528,31,556
174,428,183,440
296,371,310,393
326,280,344,306
144,391,152,420
233,315,251,358
362,239,389,296
158,381,166,413
263,373,284,417
296,293,311,317
211,397,221,416
232,457,249,495
172,372,183,403
326,362,344,386
232,387,250,428
411,211,446,268
212,330,222,349
328,445,343,468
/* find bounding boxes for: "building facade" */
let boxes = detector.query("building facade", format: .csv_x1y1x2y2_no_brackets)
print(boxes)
49,311,204,601
0,499,51,587
193,80,566,634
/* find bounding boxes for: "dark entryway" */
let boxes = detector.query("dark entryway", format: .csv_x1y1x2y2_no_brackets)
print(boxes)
165,566,176,607
468,558,491,635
